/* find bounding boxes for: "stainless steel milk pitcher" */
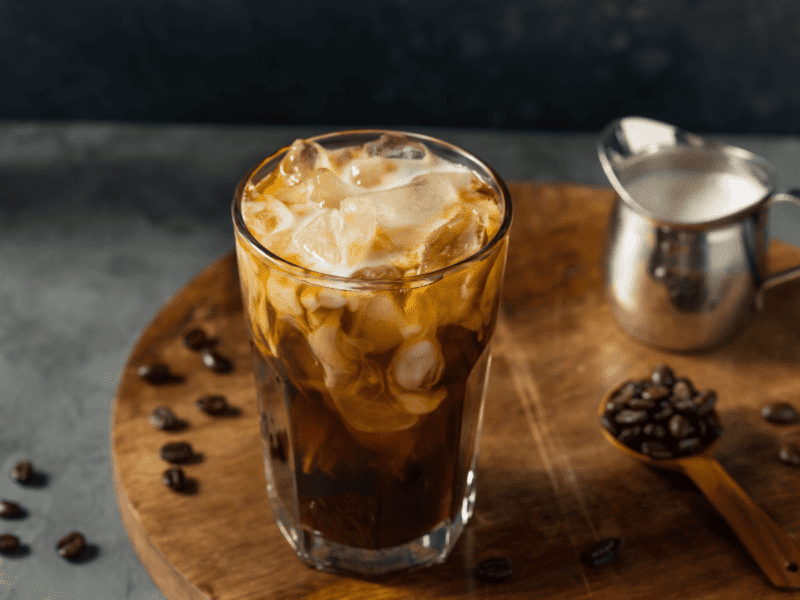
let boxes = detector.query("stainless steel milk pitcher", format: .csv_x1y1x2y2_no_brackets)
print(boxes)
599,116,800,351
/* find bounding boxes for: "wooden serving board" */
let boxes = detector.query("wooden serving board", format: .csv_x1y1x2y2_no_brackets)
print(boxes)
112,182,800,600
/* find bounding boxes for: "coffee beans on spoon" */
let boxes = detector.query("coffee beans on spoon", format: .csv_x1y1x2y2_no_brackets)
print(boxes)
601,364,722,459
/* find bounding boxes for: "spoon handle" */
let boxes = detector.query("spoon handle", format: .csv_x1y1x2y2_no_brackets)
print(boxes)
681,454,800,590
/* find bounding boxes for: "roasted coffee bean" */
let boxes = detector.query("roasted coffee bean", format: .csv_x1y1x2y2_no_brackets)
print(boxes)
0,534,19,554
643,423,666,438
605,396,629,413
138,363,172,384
11,460,33,484
779,444,800,466
669,414,694,438
195,394,228,415
183,327,210,351
581,537,623,567
761,402,799,424
56,531,86,559
159,442,194,464
671,379,694,400
672,398,698,413
149,406,179,430
163,468,187,491
641,441,673,459
677,438,703,454
651,364,675,387
642,385,670,401
600,414,618,436
613,382,643,403
651,402,674,420
628,397,656,410
617,426,642,444
201,349,233,374
0,501,22,519
475,557,514,583
695,390,717,416
615,409,648,425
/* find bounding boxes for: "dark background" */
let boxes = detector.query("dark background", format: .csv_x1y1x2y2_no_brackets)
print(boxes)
1,0,798,133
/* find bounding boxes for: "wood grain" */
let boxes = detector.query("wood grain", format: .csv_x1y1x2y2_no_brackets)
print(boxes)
111,182,800,600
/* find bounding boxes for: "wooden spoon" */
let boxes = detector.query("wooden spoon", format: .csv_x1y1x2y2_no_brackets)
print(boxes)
598,393,800,589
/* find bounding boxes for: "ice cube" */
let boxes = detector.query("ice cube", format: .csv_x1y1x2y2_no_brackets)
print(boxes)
242,196,295,247
329,359,420,433
289,209,344,271
279,139,322,186
344,172,467,250
420,205,485,273
309,168,358,210
388,338,447,415
391,388,447,415
366,133,428,160
345,156,398,187
390,338,444,391
350,293,408,354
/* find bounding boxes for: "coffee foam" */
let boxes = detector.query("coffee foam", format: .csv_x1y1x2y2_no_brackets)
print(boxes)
242,135,501,277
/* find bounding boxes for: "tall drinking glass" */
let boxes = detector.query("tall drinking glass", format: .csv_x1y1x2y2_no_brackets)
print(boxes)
232,130,512,575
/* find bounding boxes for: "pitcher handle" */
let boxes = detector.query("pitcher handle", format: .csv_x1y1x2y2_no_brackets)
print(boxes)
756,190,800,310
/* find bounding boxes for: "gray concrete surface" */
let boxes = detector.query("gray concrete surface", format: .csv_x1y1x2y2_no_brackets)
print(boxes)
1,122,799,599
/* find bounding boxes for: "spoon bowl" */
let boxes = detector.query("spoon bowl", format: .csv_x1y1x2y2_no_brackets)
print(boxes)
597,390,719,472
599,387,800,589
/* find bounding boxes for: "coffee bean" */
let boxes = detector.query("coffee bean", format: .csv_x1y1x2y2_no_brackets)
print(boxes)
201,349,233,374
671,379,694,400
761,402,799,424
600,414,618,436
669,414,694,439
56,531,86,559
677,438,703,454
617,426,642,445
779,444,800,466
652,402,674,420
628,397,656,410
183,327,210,351
195,394,228,415
11,460,33,484
581,537,623,567
642,385,670,401
615,409,648,425
137,363,172,384
0,534,19,554
163,467,187,491
643,423,666,438
672,398,698,413
612,382,643,403
641,441,673,459
605,396,629,413
149,406,179,430
0,501,22,519
160,442,194,464
695,390,717,416
651,364,675,387
475,557,514,583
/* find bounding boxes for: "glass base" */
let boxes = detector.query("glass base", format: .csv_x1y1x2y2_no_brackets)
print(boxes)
268,472,477,576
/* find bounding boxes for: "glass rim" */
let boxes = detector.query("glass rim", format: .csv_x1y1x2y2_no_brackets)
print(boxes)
231,129,513,289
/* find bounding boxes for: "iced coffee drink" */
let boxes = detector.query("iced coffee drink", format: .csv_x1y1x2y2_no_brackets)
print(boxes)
232,131,512,575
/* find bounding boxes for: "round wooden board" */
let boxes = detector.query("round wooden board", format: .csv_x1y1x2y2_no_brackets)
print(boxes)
112,182,800,600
